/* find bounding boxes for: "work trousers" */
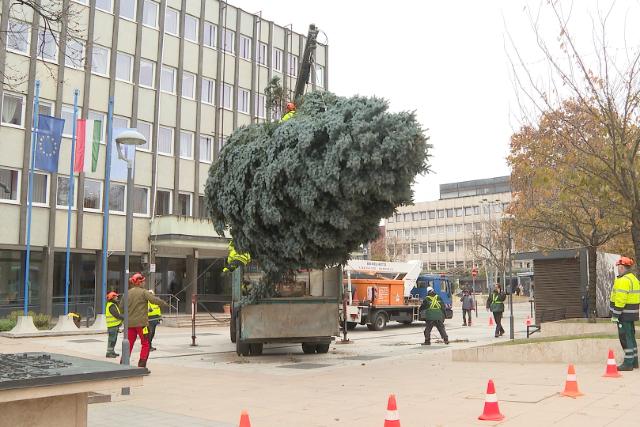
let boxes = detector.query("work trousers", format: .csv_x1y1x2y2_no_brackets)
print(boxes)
493,312,505,337
128,327,150,362
617,320,638,368
424,320,448,344
462,309,472,325
148,320,159,346
107,326,119,353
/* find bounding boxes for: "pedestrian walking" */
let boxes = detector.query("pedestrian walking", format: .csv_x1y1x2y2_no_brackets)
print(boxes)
486,284,506,337
420,286,449,345
105,291,123,358
460,289,475,326
147,290,162,351
610,257,640,371
126,273,169,369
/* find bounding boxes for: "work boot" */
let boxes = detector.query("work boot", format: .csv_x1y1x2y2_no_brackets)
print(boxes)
149,346,157,352
444,338,449,345
462,322,467,326
422,341,431,346
105,352,119,358
468,322,472,326
618,364,634,372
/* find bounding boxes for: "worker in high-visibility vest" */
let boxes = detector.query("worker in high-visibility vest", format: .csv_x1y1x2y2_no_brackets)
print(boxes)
610,256,640,371
105,291,123,358
419,286,449,345
147,290,162,352
280,102,296,122
223,240,251,273
486,284,506,338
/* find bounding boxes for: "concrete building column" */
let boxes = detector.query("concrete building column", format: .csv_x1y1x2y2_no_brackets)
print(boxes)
94,250,104,314
184,253,198,314
41,247,54,316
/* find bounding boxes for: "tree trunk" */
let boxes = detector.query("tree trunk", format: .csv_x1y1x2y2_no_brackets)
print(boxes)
587,245,597,322
631,212,640,269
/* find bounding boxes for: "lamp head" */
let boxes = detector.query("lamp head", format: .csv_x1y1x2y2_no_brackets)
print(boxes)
115,129,147,146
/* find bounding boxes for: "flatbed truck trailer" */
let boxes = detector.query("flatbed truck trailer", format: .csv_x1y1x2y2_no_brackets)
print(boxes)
230,267,340,356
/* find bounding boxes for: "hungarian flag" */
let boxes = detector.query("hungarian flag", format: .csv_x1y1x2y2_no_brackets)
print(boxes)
74,119,101,173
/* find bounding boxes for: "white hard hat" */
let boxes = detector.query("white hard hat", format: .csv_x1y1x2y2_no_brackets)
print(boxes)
426,286,434,293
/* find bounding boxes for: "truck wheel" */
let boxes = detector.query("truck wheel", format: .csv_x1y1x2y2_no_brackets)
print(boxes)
347,322,358,330
249,343,263,355
372,312,387,331
237,343,251,356
316,343,330,354
302,343,316,354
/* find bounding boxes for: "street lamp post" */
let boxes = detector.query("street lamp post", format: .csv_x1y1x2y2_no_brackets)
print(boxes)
115,130,147,366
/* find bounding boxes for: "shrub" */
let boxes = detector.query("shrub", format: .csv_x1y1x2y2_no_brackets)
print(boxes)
7,310,35,323
0,319,16,331
33,313,51,330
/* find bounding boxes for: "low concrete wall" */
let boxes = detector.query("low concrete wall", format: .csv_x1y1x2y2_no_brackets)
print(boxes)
453,339,621,363
537,319,615,338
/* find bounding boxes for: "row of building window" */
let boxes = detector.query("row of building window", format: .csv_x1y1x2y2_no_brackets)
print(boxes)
0,167,205,217
389,203,509,223
389,240,473,255
6,11,323,82
0,92,223,162
388,223,484,239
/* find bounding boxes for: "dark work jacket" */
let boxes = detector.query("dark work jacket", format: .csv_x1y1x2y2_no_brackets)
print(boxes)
420,293,445,321
486,291,506,313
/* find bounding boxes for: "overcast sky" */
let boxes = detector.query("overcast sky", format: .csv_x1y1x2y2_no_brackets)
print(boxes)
232,0,638,202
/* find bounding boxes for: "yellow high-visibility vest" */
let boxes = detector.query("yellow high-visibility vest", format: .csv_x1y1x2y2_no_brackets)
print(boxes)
148,302,162,320
610,272,640,321
106,302,122,328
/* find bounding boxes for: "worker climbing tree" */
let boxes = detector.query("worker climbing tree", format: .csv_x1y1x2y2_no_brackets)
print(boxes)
204,90,431,292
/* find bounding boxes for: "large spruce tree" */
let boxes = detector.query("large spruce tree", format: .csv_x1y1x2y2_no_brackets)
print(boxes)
205,91,430,283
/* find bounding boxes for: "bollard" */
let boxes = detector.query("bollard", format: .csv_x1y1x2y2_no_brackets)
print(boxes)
191,293,197,347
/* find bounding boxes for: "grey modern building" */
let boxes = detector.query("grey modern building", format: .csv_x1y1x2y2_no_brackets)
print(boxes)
384,176,511,271
0,0,328,316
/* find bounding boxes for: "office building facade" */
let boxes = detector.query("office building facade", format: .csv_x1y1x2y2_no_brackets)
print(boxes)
384,176,511,271
0,0,328,316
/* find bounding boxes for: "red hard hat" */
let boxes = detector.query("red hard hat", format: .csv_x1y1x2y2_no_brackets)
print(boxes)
106,291,119,300
286,102,296,112
129,272,146,286
616,257,634,267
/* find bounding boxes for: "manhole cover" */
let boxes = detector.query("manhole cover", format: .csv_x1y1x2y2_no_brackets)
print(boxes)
278,363,331,370
68,339,102,343
341,355,385,361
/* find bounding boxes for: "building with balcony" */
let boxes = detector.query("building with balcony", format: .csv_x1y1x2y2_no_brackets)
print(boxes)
384,176,511,271
0,0,328,316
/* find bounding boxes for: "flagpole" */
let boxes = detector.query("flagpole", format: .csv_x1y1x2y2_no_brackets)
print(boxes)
63,89,80,315
24,80,40,315
100,97,114,313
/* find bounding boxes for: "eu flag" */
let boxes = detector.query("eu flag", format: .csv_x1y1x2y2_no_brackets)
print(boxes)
34,114,65,173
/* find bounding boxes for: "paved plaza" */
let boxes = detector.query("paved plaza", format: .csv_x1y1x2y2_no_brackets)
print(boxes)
3,303,639,426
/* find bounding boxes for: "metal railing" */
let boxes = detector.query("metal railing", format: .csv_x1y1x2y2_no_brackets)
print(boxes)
527,306,567,338
154,293,180,317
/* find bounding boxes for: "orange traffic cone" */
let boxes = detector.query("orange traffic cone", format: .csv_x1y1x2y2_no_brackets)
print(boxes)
560,364,584,397
384,394,401,427
489,316,494,327
525,315,532,326
603,349,622,378
478,379,504,421
239,410,251,427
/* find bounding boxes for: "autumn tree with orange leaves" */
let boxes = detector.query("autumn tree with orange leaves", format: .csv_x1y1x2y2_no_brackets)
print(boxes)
508,100,629,316
507,2,640,316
